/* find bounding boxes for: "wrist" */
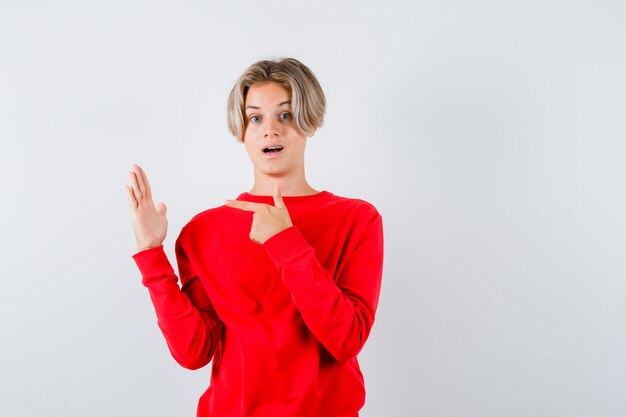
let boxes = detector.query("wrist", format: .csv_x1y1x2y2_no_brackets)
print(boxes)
136,242,163,252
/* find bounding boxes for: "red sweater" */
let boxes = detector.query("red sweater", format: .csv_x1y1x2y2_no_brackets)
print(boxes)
132,190,384,417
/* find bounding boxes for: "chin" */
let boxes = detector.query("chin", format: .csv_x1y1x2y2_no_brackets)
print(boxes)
254,162,285,175
261,168,287,177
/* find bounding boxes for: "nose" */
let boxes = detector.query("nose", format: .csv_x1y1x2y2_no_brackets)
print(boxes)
263,117,280,138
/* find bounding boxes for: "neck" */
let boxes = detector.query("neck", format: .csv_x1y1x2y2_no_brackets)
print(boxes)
249,168,318,196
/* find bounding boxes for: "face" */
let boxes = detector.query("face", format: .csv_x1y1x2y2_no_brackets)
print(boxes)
243,82,309,178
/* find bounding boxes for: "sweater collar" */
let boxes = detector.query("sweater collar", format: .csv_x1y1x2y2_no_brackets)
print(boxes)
236,190,332,204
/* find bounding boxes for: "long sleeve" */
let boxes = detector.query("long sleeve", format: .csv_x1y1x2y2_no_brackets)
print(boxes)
261,208,384,363
131,237,224,370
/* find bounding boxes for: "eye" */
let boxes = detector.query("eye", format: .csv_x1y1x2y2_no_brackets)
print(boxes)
279,112,291,120
249,115,260,122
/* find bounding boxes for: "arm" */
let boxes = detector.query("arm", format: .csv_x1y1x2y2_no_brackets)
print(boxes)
262,209,384,363
132,235,223,370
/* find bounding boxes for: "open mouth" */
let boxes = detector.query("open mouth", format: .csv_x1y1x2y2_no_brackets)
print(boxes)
263,145,284,154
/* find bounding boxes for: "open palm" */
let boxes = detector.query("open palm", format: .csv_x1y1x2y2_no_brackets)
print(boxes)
126,163,168,251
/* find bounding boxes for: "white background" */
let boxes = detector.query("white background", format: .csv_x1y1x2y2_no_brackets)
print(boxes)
1,1,625,416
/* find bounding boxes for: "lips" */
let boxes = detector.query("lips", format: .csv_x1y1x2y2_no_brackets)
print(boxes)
262,143,284,160
262,144,284,153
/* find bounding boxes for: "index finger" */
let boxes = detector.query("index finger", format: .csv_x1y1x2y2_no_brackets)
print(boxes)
224,199,265,212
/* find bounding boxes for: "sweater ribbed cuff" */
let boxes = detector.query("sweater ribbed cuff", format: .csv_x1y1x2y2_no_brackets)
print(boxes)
262,226,313,268
131,245,177,287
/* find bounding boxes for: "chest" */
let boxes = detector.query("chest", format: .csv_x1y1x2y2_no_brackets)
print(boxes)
193,213,349,320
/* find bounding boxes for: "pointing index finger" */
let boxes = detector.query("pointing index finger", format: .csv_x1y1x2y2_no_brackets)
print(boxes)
225,199,264,212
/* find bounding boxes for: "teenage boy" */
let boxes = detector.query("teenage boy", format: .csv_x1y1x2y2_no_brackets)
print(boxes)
127,57,384,417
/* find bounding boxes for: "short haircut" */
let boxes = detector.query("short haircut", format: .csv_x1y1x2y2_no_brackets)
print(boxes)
227,57,326,142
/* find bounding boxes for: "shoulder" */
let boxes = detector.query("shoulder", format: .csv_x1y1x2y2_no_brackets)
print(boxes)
187,205,232,226
319,192,383,237
325,192,382,221
176,204,234,243
322,192,384,249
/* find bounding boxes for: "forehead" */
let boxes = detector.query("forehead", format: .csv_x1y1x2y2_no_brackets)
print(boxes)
244,82,291,110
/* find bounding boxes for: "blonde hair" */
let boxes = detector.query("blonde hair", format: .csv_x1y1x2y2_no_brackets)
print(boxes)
227,57,326,142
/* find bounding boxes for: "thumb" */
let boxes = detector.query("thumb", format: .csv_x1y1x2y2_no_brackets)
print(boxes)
157,202,167,217
273,184,286,208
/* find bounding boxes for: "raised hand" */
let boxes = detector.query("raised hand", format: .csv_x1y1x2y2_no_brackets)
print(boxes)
224,184,293,244
126,163,168,251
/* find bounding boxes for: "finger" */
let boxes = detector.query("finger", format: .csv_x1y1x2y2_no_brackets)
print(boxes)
132,164,148,199
224,199,264,212
250,232,260,244
135,164,152,200
125,185,138,210
273,183,286,209
157,202,167,217
129,171,142,200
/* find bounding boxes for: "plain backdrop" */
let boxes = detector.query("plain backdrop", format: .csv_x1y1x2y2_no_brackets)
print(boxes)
1,1,625,416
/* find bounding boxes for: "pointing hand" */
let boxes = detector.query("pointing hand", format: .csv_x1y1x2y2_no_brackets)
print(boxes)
224,184,293,244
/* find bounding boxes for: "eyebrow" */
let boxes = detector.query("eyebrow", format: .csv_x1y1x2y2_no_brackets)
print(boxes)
245,100,292,111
